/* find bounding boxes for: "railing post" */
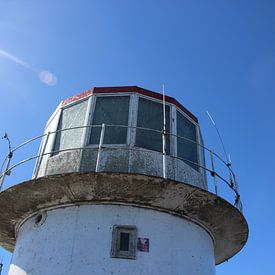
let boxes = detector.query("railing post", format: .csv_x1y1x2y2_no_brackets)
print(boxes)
162,84,167,180
210,150,218,195
95,123,105,173
162,129,167,179
0,151,13,191
34,131,50,179
233,174,242,212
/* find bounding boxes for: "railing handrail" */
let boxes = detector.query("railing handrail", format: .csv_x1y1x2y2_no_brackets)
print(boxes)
0,124,242,212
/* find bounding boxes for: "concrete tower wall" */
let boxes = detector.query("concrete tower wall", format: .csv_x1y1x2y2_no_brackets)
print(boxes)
9,205,215,275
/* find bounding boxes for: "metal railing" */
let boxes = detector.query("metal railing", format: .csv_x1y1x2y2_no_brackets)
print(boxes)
0,124,242,212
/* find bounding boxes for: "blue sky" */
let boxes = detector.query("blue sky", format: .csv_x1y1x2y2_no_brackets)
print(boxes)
0,1,274,274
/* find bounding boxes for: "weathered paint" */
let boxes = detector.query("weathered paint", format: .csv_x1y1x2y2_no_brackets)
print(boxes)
0,172,248,264
9,205,215,275
45,148,206,189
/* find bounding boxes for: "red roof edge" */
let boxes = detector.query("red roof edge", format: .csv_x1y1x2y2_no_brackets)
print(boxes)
61,88,94,106
61,86,198,123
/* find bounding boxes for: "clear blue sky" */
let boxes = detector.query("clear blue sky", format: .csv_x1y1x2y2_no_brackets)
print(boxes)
0,1,274,274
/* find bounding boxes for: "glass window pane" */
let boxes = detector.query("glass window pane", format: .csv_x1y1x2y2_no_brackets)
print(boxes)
177,111,198,170
136,98,170,154
53,100,88,154
119,232,130,251
89,96,130,145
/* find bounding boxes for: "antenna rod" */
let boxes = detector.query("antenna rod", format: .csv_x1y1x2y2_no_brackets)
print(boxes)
2,133,12,156
162,84,166,133
206,111,230,165
162,84,167,179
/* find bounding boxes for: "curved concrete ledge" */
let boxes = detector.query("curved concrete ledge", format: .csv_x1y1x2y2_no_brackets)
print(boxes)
0,172,248,264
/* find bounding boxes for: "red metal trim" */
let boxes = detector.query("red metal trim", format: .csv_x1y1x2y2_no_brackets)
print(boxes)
61,89,93,106
61,86,198,122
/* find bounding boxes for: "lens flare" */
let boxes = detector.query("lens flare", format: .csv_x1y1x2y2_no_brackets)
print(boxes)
39,70,57,86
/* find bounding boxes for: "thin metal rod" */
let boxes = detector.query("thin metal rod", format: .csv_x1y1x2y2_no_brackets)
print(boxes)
0,152,13,191
34,132,51,179
2,142,234,194
210,150,218,195
0,123,242,211
6,123,231,166
95,123,105,172
232,172,241,211
0,124,234,181
0,155,8,175
162,84,167,179
11,133,47,154
206,111,230,165
233,173,239,194
2,155,39,175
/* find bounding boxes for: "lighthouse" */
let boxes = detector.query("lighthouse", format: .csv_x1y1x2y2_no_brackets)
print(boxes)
0,86,248,275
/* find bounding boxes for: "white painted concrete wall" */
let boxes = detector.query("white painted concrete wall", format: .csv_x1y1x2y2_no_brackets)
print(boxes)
10,205,215,275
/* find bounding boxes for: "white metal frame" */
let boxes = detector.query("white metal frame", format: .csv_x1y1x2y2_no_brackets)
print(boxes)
175,107,200,172
50,97,90,155
135,94,173,155
85,93,133,148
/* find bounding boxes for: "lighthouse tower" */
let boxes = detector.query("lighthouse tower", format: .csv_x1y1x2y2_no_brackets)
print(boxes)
0,86,248,275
